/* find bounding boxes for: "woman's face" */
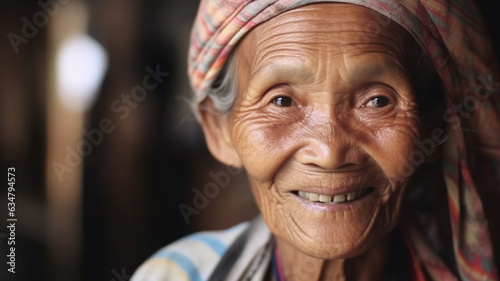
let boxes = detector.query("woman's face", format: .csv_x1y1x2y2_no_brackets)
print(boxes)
216,4,422,259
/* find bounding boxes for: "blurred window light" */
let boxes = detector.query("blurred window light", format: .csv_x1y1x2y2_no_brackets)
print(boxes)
56,35,108,111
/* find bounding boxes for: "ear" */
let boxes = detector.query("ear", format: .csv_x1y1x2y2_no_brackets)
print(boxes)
197,100,243,168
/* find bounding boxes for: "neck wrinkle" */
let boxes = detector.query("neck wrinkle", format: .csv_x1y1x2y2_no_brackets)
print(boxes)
276,232,392,281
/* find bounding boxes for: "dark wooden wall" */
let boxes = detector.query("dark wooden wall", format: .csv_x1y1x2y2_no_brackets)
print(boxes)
0,1,258,281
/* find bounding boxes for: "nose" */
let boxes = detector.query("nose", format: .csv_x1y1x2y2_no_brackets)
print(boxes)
294,119,365,171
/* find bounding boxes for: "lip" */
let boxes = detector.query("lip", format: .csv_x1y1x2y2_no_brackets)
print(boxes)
291,184,371,197
288,186,378,212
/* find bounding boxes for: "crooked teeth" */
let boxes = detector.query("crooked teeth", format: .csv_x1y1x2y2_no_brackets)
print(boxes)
297,188,367,203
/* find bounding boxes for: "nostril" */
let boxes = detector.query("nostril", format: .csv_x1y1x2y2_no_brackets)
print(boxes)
295,139,354,171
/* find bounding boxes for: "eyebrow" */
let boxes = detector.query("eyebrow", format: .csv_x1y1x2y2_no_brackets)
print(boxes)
341,55,409,84
248,58,314,88
347,64,384,81
246,54,410,93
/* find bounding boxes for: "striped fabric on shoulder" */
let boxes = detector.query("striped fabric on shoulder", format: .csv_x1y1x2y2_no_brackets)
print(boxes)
131,221,249,281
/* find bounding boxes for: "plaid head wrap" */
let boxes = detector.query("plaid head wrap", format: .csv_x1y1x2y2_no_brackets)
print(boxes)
188,0,500,280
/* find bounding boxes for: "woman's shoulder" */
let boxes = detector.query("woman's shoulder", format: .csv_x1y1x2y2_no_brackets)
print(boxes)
131,221,251,281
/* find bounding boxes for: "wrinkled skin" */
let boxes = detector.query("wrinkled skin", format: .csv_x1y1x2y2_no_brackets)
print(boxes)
199,3,423,280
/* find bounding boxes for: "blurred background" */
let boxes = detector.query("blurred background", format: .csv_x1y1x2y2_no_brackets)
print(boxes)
0,0,498,281
0,1,259,280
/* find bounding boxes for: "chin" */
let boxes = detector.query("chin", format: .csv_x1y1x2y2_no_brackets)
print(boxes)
264,183,403,260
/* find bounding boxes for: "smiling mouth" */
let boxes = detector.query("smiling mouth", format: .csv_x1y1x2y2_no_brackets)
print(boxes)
293,187,374,204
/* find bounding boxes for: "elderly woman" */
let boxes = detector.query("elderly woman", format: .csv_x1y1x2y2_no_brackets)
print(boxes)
133,0,500,280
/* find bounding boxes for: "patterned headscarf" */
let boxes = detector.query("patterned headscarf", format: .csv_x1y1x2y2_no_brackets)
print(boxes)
188,0,500,280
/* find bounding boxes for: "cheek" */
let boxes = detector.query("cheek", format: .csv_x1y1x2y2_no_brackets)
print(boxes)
363,116,422,184
246,178,285,227
230,111,301,183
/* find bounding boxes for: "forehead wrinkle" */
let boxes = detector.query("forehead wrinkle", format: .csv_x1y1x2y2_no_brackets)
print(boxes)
248,40,315,85
309,43,408,90
254,22,397,47
237,3,415,98
248,57,312,88
247,37,365,87
251,24,408,65
341,52,411,87
263,4,375,31
250,4,409,54
251,43,307,72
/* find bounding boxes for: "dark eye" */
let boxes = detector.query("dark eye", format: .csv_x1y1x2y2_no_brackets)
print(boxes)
364,96,390,108
272,96,294,107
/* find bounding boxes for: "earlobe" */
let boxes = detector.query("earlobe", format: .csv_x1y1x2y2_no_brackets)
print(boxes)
197,101,243,168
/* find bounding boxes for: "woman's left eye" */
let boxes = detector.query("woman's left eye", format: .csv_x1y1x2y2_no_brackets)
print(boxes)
364,96,390,108
272,96,294,107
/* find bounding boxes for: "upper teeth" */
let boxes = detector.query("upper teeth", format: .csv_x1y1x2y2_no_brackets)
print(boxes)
298,188,367,203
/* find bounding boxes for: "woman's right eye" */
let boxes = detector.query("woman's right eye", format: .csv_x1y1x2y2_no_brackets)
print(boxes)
272,96,294,107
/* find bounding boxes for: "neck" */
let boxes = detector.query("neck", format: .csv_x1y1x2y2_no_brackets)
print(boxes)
275,233,393,281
